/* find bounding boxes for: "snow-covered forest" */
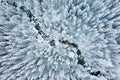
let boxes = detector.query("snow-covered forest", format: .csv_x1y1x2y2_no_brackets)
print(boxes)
0,0,120,80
